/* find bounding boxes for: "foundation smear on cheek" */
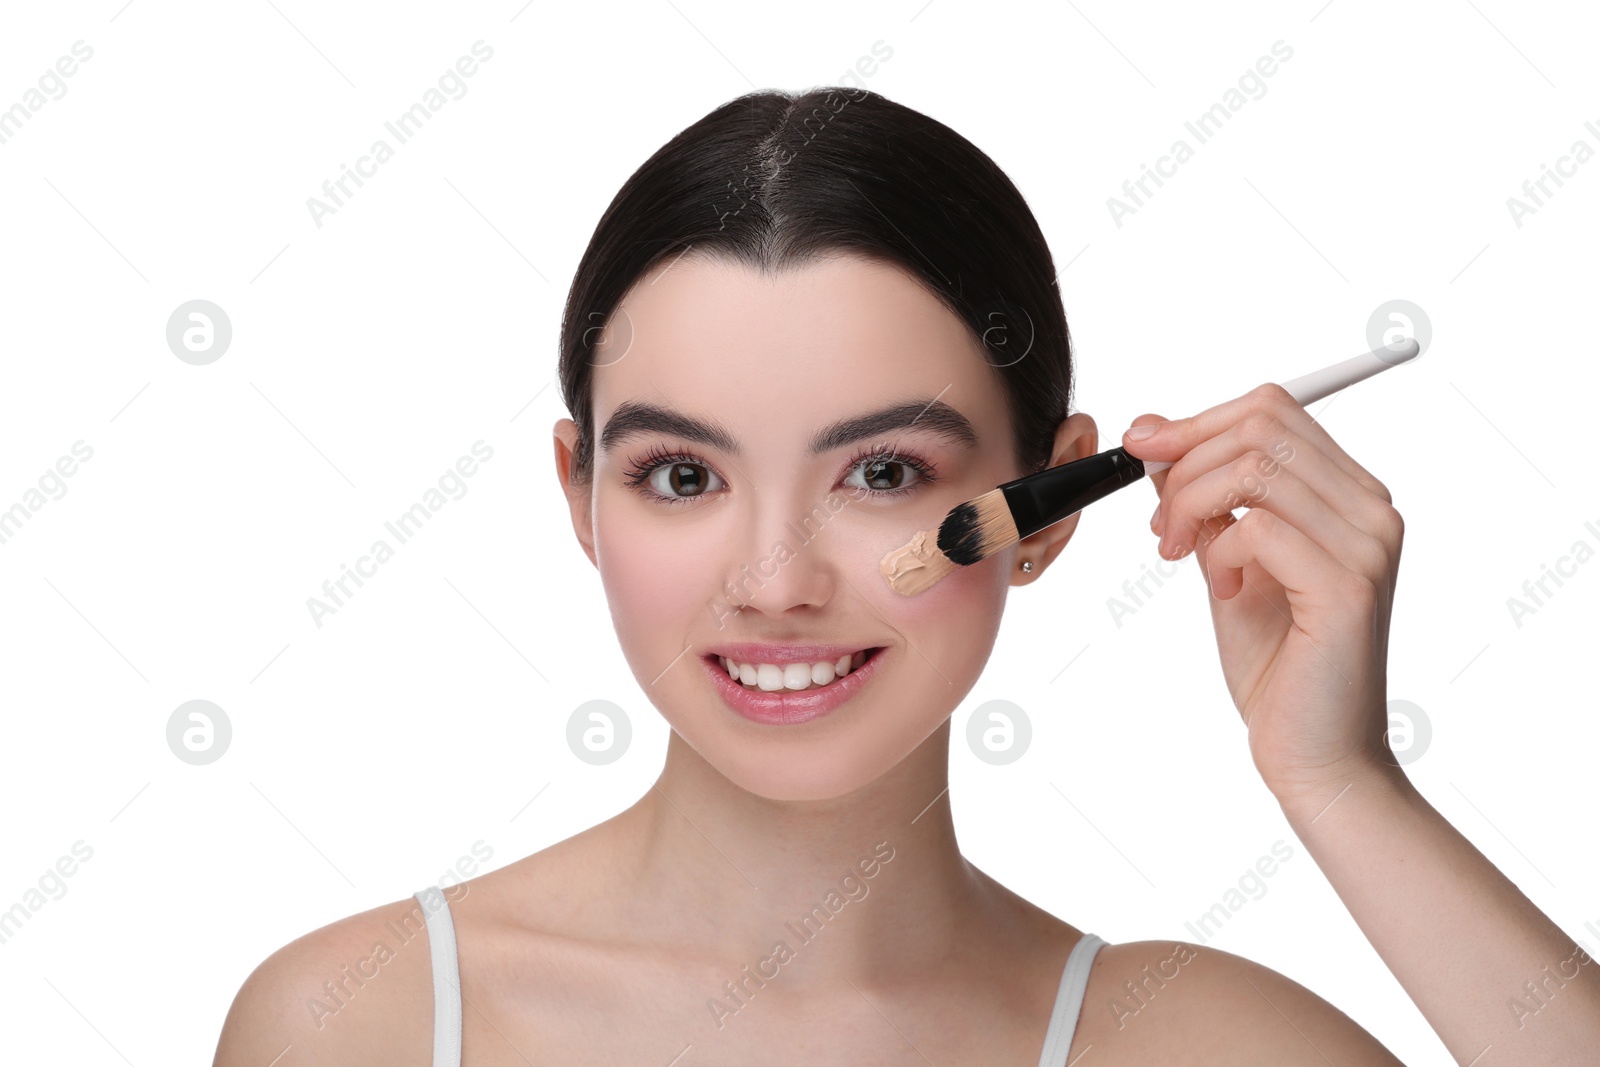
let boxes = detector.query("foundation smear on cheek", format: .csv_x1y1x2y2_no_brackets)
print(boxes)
880,528,958,596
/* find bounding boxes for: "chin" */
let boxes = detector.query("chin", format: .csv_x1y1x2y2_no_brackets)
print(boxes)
711,740,912,803
669,696,954,805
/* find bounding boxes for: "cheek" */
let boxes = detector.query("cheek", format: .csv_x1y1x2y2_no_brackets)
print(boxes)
593,504,711,660
832,512,1008,711
878,542,1009,691
593,490,1009,708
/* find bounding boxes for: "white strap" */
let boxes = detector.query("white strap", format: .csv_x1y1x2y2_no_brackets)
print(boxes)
414,887,462,1067
1036,932,1106,1067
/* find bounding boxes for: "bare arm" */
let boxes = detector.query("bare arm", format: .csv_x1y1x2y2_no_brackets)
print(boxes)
1279,760,1600,1065
1117,392,1600,1065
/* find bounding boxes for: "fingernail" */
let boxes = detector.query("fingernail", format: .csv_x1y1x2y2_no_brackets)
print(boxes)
1125,424,1159,441
1150,503,1162,531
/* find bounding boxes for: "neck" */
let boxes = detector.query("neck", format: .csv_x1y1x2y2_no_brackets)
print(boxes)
611,719,996,988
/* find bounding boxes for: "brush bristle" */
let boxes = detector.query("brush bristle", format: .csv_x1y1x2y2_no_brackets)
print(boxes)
936,489,1020,566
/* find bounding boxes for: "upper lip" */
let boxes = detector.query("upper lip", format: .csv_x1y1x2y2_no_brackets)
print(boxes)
704,642,882,666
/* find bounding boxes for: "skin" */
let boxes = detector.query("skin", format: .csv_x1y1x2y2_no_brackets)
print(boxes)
212,253,1597,1066
574,251,1066,804
1122,401,1600,1064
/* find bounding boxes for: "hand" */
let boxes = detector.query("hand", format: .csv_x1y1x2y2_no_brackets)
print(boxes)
1119,384,1406,808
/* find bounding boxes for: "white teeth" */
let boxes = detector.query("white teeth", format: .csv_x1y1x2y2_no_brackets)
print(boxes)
717,651,874,692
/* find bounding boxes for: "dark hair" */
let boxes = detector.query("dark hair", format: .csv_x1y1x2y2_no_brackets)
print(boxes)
558,86,1074,487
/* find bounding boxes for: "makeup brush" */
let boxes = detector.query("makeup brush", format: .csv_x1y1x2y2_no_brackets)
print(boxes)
878,338,1421,596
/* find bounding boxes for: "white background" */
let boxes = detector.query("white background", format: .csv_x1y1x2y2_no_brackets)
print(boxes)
2,1,1596,1063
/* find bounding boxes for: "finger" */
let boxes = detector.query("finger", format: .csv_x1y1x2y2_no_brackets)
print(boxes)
1130,413,1171,528
1121,383,1393,503
1150,414,1395,549
1162,453,1387,585
1204,507,1377,634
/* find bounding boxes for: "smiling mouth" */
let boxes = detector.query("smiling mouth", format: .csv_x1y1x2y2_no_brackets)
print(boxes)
707,647,884,693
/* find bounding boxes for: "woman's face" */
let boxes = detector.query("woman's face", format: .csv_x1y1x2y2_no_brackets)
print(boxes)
556,252,1064,801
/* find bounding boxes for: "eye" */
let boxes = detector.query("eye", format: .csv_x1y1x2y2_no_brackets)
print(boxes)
842,446,936,496
646,460,722,499
622,445,726,504
621,441,938,506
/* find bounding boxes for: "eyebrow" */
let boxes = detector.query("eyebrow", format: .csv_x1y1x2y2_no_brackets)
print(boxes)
598,397,980,457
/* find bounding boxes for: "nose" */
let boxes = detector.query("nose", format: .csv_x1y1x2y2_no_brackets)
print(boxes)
713,486,848,622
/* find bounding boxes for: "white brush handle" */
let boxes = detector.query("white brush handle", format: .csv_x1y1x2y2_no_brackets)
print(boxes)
1138,338,1420,476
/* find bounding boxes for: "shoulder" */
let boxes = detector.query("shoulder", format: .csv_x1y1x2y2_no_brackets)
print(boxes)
211,890,444,1067
1070,939,1404,1065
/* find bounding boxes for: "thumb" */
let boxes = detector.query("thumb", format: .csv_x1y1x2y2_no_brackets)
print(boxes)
1126,414,1170,499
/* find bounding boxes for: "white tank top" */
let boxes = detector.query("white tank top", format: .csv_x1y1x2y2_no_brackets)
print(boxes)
413,886,1106,1066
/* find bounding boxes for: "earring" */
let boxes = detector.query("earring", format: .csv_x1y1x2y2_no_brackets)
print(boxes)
1020,560,1033,573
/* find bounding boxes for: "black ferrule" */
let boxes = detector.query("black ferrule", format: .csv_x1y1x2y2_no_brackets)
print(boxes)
998,446,1148,540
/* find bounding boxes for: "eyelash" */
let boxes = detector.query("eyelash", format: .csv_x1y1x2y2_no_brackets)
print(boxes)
621,442,939,506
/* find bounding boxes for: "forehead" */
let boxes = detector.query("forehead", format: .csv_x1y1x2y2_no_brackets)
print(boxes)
590,252,1009,447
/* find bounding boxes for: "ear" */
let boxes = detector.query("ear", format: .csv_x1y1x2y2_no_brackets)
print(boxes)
1011,411,1097,586
553,418,598,569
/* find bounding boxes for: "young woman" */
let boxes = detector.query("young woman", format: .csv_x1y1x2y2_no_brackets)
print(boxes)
214,87,1599,1066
